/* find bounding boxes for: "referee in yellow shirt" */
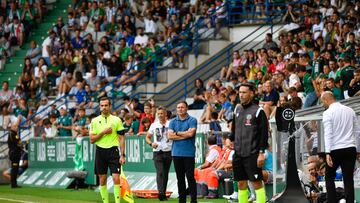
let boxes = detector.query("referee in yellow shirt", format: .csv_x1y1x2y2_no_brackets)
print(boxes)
90,97,126,203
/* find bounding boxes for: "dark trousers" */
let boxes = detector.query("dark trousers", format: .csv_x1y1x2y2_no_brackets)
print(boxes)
9,152,20,188
325,147,356,203
173,156,197,203
153,151,172,196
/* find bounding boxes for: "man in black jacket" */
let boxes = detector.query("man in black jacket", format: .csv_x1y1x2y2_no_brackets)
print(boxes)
228,83,269,203
8,124,22,188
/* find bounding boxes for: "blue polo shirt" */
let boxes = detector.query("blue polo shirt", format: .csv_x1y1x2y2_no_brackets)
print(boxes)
169,114,197,157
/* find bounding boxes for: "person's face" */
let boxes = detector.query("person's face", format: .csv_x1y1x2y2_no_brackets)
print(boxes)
264,83,272,93
211,88,217,96
41,98,48,105
60,108,66,116
354,72,360,82
157,109,166,121
79,110,85,117
323,65,330,74
239,86,253,105
176,103,188,117
279,97,287,105
144,105,151,114
326,80,335,89
233,52,239,59
2,82,8,90
100,99,111,115
329,61,336,70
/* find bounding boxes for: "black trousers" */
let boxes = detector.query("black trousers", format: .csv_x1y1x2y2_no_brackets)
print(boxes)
153,151,172,196
9,151,21,188
325,147,356,203
173,156,197,203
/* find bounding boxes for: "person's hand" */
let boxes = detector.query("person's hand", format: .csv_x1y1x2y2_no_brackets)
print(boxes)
102,127,112,135
357,153,360,163
326,154,333,167
257,153,265,168
349,79,356,87
151,142,158,149
120,155,126,165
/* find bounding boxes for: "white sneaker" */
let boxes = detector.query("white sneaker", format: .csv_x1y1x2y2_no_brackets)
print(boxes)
229,192,238,200
248,195,256,202
179,63,184,68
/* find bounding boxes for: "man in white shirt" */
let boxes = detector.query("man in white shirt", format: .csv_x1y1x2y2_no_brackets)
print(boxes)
321,91,360,203
146,106,172,201
42,31,56,65
134,27,149,48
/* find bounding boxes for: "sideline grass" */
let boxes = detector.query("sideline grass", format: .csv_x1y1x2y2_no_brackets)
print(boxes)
0,185,229,203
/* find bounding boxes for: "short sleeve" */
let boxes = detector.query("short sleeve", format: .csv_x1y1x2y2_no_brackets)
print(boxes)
148,123,155,135
206,149,219,163
116,117,125,132
169,119,175,131
189,117,197,129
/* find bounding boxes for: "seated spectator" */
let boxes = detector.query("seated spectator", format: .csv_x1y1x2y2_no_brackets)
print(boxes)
134,27,148,48
35,96,51,120
86,68,101,92
0,81,13,108
8,16,24,47
195,135,221,197
259,80,279,118
325,78,343,101
46,56,62,87
57,106,72,137
26,41,41,66
218,93,232,121
123,114,134,135
209,111,221,133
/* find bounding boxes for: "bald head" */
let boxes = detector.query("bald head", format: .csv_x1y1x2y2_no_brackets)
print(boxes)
321,91,336,109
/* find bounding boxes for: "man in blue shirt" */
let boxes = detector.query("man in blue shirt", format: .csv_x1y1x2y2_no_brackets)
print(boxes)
168,101,197,203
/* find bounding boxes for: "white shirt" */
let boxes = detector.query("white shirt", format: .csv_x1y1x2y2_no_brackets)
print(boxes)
42,37,52,57
289,73,300,88
206,145,220,163
312,22,324,40
148,120,172,152
34,65,47,78
323,102,360,153
144,18,157,34
134,34,149,48
36,104,51,119
80,15,88,27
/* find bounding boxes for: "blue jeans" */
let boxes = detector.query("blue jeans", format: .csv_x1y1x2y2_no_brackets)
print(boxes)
303,91,318,108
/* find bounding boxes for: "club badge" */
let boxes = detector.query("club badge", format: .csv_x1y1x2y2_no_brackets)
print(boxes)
245,114,252,126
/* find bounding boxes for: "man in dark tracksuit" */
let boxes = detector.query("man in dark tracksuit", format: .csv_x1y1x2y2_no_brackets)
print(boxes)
8,127,22,188
228,83,269,203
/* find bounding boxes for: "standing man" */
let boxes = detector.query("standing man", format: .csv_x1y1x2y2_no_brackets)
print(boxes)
168,101,197,203
90,97,126,203
321,91,360,203
146,106,172,201
7,124,22,188
228,83,269,203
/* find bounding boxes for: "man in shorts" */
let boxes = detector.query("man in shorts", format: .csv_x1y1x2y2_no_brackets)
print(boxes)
90,97,126,203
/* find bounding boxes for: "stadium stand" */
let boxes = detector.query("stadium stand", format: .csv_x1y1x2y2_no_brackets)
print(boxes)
1,0,360,202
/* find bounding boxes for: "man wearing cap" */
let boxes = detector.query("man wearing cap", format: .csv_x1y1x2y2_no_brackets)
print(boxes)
57,106,72,137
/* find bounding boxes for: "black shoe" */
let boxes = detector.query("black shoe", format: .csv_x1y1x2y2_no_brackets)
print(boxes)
11,185,21,188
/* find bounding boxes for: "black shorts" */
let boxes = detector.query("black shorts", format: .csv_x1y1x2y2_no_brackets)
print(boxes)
95,146,121,175
232,153,263,182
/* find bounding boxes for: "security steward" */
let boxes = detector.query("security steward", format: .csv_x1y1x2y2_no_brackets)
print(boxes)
8,124,22,188
228,83,269,203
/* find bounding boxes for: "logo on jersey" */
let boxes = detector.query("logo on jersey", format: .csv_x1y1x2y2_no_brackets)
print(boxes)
245,114,252,126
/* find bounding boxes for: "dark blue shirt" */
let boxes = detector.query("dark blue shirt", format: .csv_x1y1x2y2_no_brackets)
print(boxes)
263,89,279,105
169,114,197,157
71,37,84,49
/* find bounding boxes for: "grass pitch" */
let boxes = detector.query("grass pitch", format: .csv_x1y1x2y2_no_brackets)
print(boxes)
0,185,229,203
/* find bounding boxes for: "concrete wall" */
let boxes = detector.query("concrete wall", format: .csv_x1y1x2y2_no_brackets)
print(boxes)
229,24,285,43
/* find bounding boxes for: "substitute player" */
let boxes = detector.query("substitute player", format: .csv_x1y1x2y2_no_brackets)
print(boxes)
90,97,126,203
228,83,269,203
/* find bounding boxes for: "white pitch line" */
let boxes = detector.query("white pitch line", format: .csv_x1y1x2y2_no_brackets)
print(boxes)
0,197,38,203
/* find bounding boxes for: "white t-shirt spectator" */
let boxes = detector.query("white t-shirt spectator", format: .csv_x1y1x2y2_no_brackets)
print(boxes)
80,15,88,27
34,65,47,78
289,73,300,88
36,104,51,119
134,34,149,48
42,36,52,57
144,18,157,34
106,6,117,23
312,22,324,40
